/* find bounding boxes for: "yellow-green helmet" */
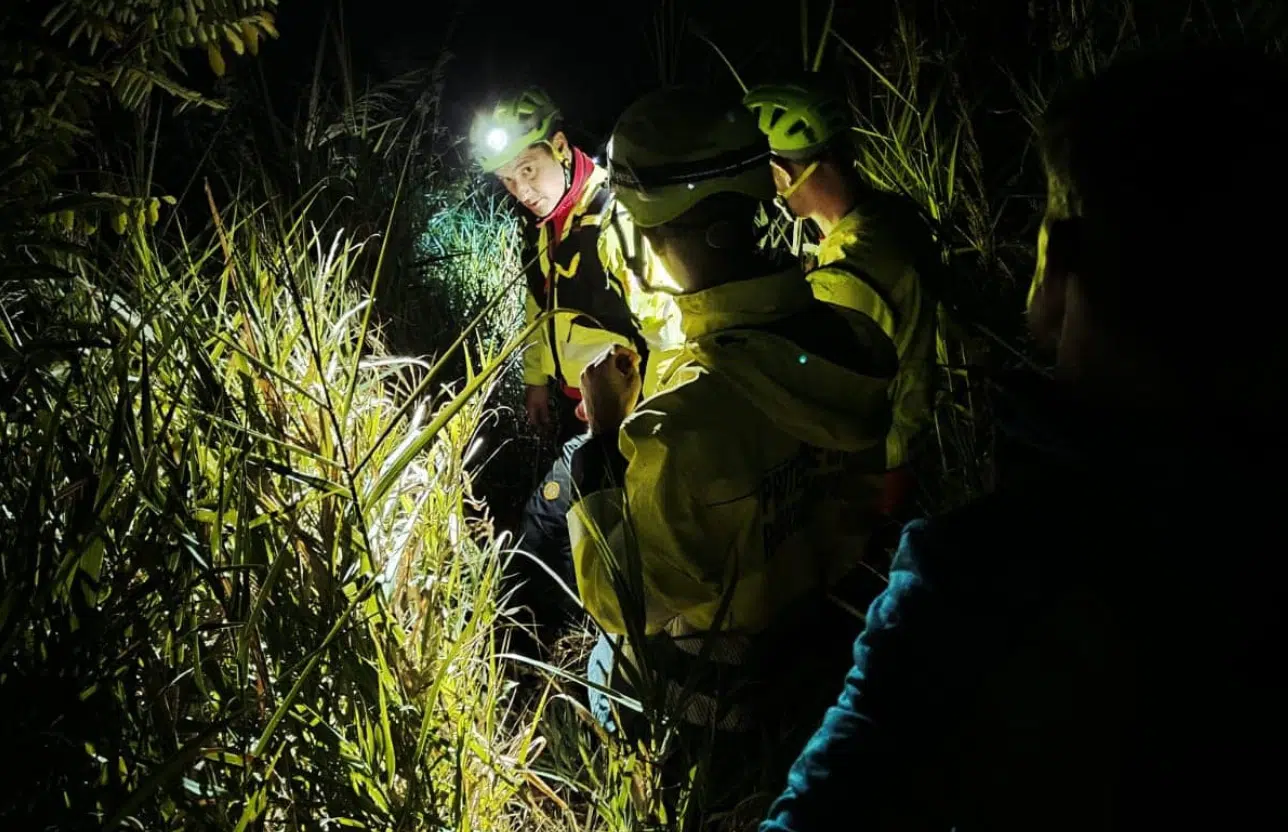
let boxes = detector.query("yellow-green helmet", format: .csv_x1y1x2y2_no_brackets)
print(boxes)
742,83,850,161
469,87,561,173
608,87,775,229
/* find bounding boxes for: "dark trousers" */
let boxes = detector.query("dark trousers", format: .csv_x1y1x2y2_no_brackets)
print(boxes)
504,415,589,658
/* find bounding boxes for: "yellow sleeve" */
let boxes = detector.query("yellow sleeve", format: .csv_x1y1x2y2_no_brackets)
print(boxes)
598,207,685,361
597,205,635,293
807,266,899,344
569,413,723,636
522,291,552,387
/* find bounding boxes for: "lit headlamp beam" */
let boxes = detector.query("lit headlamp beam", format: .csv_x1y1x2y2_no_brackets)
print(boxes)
486,127,509,152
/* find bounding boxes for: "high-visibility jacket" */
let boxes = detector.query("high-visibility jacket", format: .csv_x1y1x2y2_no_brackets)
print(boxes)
568,267,897,642
521,164,682,398
807,193,938,469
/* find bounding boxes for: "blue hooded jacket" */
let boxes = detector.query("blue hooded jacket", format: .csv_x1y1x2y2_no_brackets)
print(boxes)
761,371,1286,831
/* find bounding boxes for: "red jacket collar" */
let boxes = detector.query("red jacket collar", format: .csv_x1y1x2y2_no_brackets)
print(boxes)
536,146,595,240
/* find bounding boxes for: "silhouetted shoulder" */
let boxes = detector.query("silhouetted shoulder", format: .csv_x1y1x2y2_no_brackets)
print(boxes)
894,485,1070,610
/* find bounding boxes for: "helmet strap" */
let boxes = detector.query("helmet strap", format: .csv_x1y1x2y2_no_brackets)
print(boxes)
544,139,573,193
779,159,820,200
548,138,570,167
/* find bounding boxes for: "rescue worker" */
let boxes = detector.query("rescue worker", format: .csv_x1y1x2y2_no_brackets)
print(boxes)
744,82,939,517
470,88,681,654
570,86,898,826
760,46,1288,832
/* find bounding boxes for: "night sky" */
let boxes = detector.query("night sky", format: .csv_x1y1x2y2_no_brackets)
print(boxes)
268,0,897,155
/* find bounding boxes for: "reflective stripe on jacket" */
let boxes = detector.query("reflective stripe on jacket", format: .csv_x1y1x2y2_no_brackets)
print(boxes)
521,165,682,394
808,194,938,469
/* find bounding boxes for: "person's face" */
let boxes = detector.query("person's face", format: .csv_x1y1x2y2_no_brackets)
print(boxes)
1031,163,1182,413
1028,187,1118,386
494,133,569,217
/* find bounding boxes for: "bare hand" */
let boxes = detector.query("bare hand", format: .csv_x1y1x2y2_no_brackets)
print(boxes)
580,346,642,436
525,383,551,431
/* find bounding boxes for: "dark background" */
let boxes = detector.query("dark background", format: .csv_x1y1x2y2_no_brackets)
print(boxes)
265,0,907,154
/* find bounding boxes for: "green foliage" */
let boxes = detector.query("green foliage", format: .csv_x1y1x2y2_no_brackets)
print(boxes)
38,0,280,91
0,0,279,298
1,3,537,830
2,0,278,168
0,183,527,827
416,181,524,353
5,1,1287,830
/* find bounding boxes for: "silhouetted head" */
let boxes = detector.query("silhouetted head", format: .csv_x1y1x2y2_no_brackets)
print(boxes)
743,77,864,233
1028,46,1288,427
608,86,776,292
471,87,572,218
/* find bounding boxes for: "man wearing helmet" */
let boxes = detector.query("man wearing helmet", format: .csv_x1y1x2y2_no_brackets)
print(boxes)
568,85,897,824
744,82,939,517
760,47,1288,832
471,88,681,654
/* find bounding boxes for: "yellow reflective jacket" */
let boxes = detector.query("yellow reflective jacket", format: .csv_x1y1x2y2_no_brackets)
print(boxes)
569,267,897,638
522,164,683,396
808,194,938,468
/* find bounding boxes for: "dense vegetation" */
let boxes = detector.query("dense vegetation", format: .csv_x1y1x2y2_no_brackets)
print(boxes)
2,1,1281,829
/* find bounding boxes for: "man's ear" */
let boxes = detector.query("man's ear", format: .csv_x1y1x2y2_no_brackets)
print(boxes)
549,131,570,165
769,157,794,194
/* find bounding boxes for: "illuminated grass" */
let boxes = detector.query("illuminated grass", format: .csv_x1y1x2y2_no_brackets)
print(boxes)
3,1,1283,830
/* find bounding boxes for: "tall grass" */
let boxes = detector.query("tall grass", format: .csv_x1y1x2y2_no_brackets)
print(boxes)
1,5,540,829
0,172,538,829
827,7,1001,507
5,1,1286,830
731,0,1283,512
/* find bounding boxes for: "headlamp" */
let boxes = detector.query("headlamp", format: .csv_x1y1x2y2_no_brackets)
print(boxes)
485,127,509,153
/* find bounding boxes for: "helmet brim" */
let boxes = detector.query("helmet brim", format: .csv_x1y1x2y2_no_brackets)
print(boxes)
615,166,776,229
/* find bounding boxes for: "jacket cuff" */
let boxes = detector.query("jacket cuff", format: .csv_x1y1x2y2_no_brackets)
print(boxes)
570,432,627,497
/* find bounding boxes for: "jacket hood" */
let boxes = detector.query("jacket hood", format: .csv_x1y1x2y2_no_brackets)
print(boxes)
673,268,892,452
